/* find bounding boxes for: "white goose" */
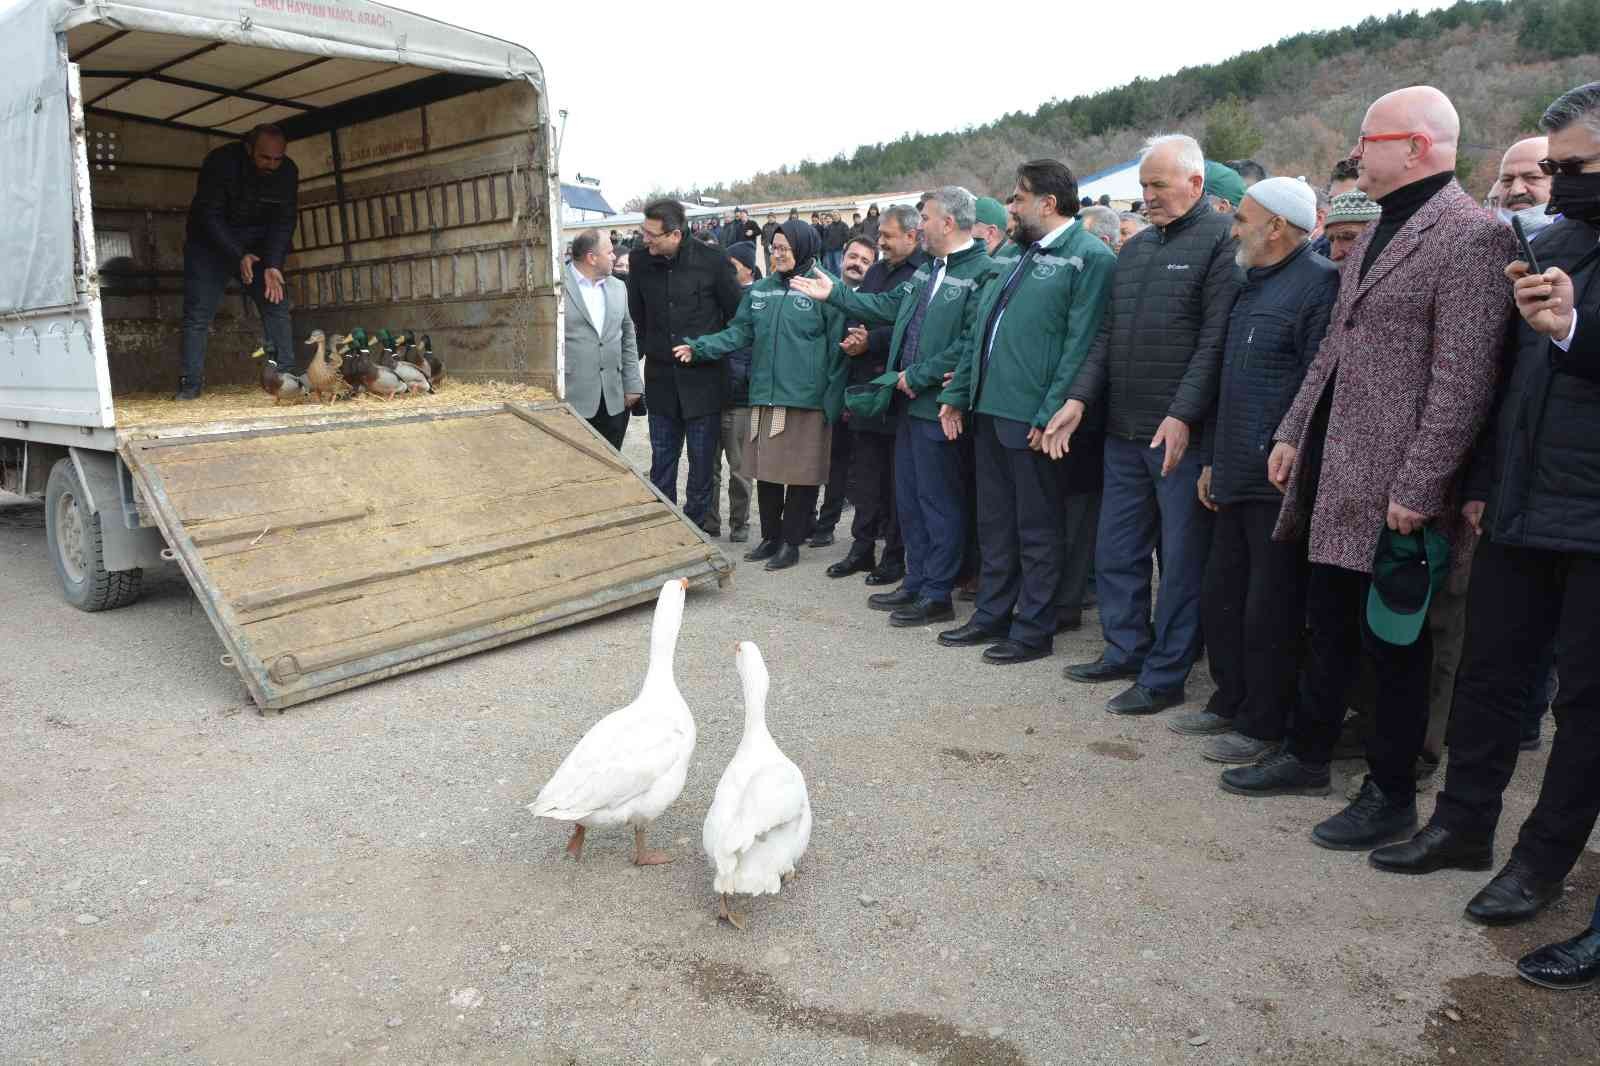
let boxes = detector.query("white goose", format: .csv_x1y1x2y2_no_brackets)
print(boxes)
702,641,812,929
529,578,695,865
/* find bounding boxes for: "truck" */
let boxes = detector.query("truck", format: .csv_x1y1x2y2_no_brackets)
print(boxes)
0,0,731,711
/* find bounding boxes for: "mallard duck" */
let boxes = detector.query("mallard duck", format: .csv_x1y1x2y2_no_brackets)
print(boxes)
383,347,432,394
419,334,445,387
702,642,812,930
252,343,308,404
333,335,365,396
530,578,695,865
303,330,345,403
347,350,408,399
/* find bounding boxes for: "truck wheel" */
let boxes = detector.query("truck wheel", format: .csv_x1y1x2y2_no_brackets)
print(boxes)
44,458,144,612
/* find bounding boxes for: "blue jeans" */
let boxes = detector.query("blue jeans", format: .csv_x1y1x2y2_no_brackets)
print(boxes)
180,239,295,382
895,416,966,602
648,410,719,526
1095,434,1212,691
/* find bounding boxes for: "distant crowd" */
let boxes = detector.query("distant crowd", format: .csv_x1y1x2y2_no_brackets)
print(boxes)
558,80,1600,994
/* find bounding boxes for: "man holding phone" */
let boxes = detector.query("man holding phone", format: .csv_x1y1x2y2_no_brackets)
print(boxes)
1367,84,1600,962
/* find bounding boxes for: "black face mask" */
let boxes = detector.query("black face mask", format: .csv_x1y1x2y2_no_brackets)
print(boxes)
1548,171,1600,224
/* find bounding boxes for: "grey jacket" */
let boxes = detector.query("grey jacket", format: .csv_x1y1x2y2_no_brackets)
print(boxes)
563,265,642,419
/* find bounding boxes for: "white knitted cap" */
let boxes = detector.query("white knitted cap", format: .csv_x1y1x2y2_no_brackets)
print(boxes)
1244,176,1317,233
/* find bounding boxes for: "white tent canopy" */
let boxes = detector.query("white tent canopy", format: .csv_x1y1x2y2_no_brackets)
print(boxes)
1077,158,1142,206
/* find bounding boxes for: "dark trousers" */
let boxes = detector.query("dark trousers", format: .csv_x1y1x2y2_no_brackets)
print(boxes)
1202,501,1309,742
956,432,980,580
1431,538,1600,881
1057,491,1101,620
895,416,964,603
648,410,719,526
586,393,630,451
757,481,821,547
814,421,853,535
1290,563,1432,798
848,429,902,559
180,239,294,382
1096,435,1211,691
972,415,1063,649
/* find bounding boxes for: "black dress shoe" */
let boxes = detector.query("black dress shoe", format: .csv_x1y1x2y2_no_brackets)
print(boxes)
1465,859,1565,927
982,639,1051,665
1369,824,1494,875
764,543,801,571
826,545,876,579
1105,683,1184,716
937,620,1007,647
865,559,906,586
744,539,780,562
1064,657,1143,683
1311,778,1418,851
1518,927,1600,990
808,529,835,548
889,598,955,628
1219,750,1331,797
1055,612,1082,633
868,587,917,612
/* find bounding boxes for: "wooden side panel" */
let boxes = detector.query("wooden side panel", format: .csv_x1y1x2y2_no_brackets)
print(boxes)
120,404,732,709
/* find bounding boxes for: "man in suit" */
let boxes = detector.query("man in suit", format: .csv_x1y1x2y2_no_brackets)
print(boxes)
1221,87,1515,854
564,229,641,451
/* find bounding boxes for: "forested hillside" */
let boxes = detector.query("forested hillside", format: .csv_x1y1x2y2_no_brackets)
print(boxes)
671,0,1600,204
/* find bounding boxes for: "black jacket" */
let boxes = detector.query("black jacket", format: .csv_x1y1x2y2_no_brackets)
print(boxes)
626,236,742,420
847,249,928,435
1069,199,1240,440
185,141,300,269
723,282,757,407
1465,217,1600,554
823,219,851,252
1201,242,1338,504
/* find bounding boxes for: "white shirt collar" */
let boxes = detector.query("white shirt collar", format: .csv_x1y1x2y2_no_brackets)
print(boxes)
1037,218,1076,250
936,237,975,260
574,269,605,288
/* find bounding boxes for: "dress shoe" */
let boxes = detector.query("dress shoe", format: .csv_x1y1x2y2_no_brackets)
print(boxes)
1167,709,1234,736
1465,859,1565,926
1311,778,1418,851
937,620,1007,647
764,543,801,571
744,538,781,562
808,529,835,548
1202,732,1279,765
982,639,1051,665
1369,824,1494,875
701,524,722,538
1064,657,1143,684
889,598,955,628
1219,750,1331,797
1055,612,1082,633
729,526,750,544
868,587,917,612
1517,927,1600,990
865,559,906,586
826,544,876,579
1106,683,1185,717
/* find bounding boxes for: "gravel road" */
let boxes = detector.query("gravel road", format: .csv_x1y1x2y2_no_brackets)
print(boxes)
1,429,1595,1065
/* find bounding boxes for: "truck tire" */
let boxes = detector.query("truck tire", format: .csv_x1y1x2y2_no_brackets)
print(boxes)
44,458,144,612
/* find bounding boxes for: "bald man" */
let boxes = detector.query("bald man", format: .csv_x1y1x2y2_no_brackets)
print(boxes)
1223,87,1516,858
1494,136,1553,220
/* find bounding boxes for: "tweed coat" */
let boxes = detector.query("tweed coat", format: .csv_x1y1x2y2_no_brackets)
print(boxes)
1271,179,1515,573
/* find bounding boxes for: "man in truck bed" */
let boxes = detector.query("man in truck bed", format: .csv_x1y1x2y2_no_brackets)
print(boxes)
178,123,300,399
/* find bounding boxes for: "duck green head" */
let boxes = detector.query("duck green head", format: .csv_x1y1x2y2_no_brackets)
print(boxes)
350,327,369,348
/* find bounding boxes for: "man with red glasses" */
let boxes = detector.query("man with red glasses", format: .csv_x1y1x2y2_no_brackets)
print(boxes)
1220,86,1516,855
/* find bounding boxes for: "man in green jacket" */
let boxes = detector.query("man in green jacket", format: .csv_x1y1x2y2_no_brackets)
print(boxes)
791,187,994,627
937,160,1117,664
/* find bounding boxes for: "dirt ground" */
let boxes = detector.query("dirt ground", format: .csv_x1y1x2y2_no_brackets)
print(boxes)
2,427,1596,1065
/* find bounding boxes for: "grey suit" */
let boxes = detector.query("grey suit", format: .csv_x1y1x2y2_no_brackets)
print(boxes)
563,265,642,436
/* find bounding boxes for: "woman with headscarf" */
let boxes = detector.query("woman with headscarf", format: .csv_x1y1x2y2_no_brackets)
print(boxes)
674,220,848,571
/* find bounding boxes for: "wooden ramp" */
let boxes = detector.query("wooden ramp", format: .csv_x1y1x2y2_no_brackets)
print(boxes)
119,403,733,711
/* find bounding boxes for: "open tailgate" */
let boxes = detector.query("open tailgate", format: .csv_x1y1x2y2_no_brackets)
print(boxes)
119,403,733,711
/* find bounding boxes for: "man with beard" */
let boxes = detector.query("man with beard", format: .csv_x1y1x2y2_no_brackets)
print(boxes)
1049,134,1240,714
1367,86,1600,951
809,236,880,549
1494,136,1554,233
937,161,1116,663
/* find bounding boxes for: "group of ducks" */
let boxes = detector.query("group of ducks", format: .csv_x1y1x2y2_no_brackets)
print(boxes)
251,328,445,404
530,578,812,930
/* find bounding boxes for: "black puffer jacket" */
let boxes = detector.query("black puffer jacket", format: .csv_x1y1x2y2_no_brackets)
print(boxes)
1068,199,1240,440
1202,242,1338,504
1464,217,1600,553
185,141,300,269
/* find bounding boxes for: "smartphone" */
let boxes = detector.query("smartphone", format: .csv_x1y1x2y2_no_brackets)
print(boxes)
1512,215,1541,275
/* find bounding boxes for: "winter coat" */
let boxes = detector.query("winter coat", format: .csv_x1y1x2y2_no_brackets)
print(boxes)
1272,179,1515,573
1068,198,1240,441
839,248,929,433
1202,243,1339,504
626,236,742,420
185,141,299,269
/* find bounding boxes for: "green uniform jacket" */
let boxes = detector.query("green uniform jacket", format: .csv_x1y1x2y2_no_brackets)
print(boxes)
942,221,1116,430
687,267,849,421
823,241,995,421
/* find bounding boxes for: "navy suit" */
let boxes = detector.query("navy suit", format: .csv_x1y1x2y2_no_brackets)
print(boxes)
971,414,1066,648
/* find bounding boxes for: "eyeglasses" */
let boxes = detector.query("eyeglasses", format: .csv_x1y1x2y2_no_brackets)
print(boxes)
1351,131,1422,155
1537,153,1600,176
